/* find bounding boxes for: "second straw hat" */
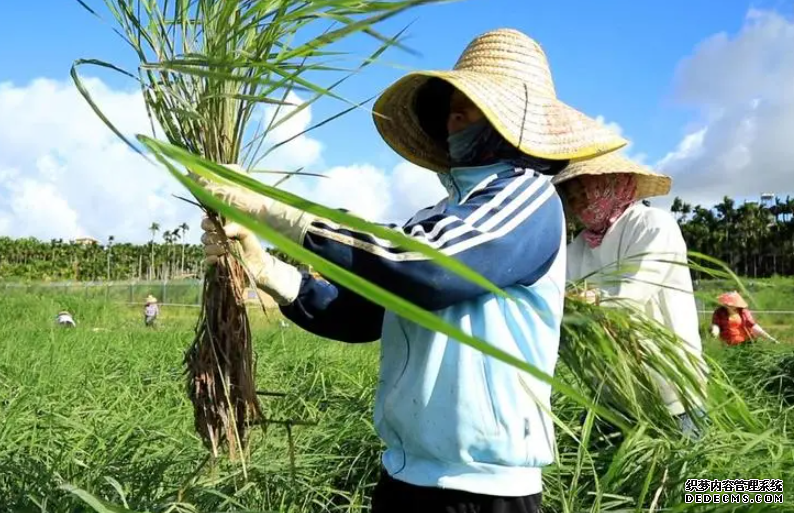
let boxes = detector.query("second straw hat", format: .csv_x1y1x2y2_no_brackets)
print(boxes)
552,151,672,200
373,28,628,173
717,291,749,309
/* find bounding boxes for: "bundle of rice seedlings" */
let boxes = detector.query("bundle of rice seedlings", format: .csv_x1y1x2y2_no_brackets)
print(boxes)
560,256,763,438
560,293,708,434
73,0,445,462
551,308,789,511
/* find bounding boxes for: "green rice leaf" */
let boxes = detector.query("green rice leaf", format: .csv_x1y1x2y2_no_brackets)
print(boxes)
139,135,629,430
60,484,146,513
140,135,510,300
70,58,144,156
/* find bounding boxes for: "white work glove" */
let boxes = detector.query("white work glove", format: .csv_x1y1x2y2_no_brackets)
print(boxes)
710,325,720,338
566,287,599,305
751,324,779,344
581,288,599,305
201,217,302,306
191,164,316,245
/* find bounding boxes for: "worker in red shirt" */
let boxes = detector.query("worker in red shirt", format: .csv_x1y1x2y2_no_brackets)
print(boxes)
710,292,779,345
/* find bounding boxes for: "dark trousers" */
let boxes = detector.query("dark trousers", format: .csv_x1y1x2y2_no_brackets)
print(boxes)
371,471,542,513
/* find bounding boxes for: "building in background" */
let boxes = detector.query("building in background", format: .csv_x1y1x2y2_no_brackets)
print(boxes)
73,236,100,246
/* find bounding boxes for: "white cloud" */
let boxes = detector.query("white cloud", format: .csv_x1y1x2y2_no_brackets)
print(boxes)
0,77,444,246
657,8,794,207
254,91,323,171
6,173,82,239
595,115,647,164
389,162,449,221
0,77,202,243
282,161,445,224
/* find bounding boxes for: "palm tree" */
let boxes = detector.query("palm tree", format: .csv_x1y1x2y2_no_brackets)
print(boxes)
179,222,190,275
148,222,160,280
735,202,768,277
785,195,794,223
171,227,181,279
671,197,683,219
670,197,693,223
714,197,737,269
162,230,175,279
149,222,161,241
681,202,692,221
107,235,115,281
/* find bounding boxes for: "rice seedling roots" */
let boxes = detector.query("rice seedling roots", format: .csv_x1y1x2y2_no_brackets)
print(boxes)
185,243,263,461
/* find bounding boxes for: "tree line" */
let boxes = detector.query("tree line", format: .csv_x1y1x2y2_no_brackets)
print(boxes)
0,222,302,282
670,195,794,278
2,194,793,281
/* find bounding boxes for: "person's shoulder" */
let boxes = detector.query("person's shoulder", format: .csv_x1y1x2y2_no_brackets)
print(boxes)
627,203,676,225
624,203,680,232
567,231,585,249
404,198,448,226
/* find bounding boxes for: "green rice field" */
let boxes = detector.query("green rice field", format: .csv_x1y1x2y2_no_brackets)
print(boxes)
1,280,793,512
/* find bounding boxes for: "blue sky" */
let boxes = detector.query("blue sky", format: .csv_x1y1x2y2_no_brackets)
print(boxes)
0,0,772,165
2,0,793,242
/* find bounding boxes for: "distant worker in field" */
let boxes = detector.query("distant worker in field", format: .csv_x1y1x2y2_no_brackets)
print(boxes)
144,295,159,328
56,310,76,328
195,28,626,513
553,152,708,438
710,291,779,345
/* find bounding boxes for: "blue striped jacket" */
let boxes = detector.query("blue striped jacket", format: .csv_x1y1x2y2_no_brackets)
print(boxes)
281,162,566,496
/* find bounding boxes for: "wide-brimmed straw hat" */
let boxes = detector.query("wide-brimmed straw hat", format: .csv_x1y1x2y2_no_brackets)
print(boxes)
372,28,628,173
146,295,158,304
551,151,672,200
717,291,749,309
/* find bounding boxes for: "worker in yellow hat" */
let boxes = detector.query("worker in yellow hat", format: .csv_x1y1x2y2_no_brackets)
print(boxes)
56,310,76,328
144,295,159,328
554,152,708,439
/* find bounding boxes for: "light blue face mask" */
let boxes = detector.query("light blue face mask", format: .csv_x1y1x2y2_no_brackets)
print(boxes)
445,117,564,174
446,118,490,165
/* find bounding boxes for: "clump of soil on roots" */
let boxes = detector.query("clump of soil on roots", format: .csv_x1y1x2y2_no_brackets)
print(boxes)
185,245,263,460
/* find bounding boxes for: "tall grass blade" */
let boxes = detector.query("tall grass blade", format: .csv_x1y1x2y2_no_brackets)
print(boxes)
143,139,629,429
141,136,510,299
60,484,145,513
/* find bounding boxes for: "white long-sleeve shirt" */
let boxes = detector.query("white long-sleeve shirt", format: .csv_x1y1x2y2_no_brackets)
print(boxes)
566,202,707,416
57,313,76,327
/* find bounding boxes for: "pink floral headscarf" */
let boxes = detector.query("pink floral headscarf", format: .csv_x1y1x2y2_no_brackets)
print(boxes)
576,174,638,248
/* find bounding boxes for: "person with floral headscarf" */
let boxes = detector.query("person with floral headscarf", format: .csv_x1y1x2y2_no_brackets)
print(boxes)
194,28,627,513
552,152,708,438
710,291,779,345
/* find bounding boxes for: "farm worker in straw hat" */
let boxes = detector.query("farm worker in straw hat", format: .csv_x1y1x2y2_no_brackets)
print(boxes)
710,291,779,345
195,28,626,513
552,152,709,437
56,310,76,328
144,295,159,327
